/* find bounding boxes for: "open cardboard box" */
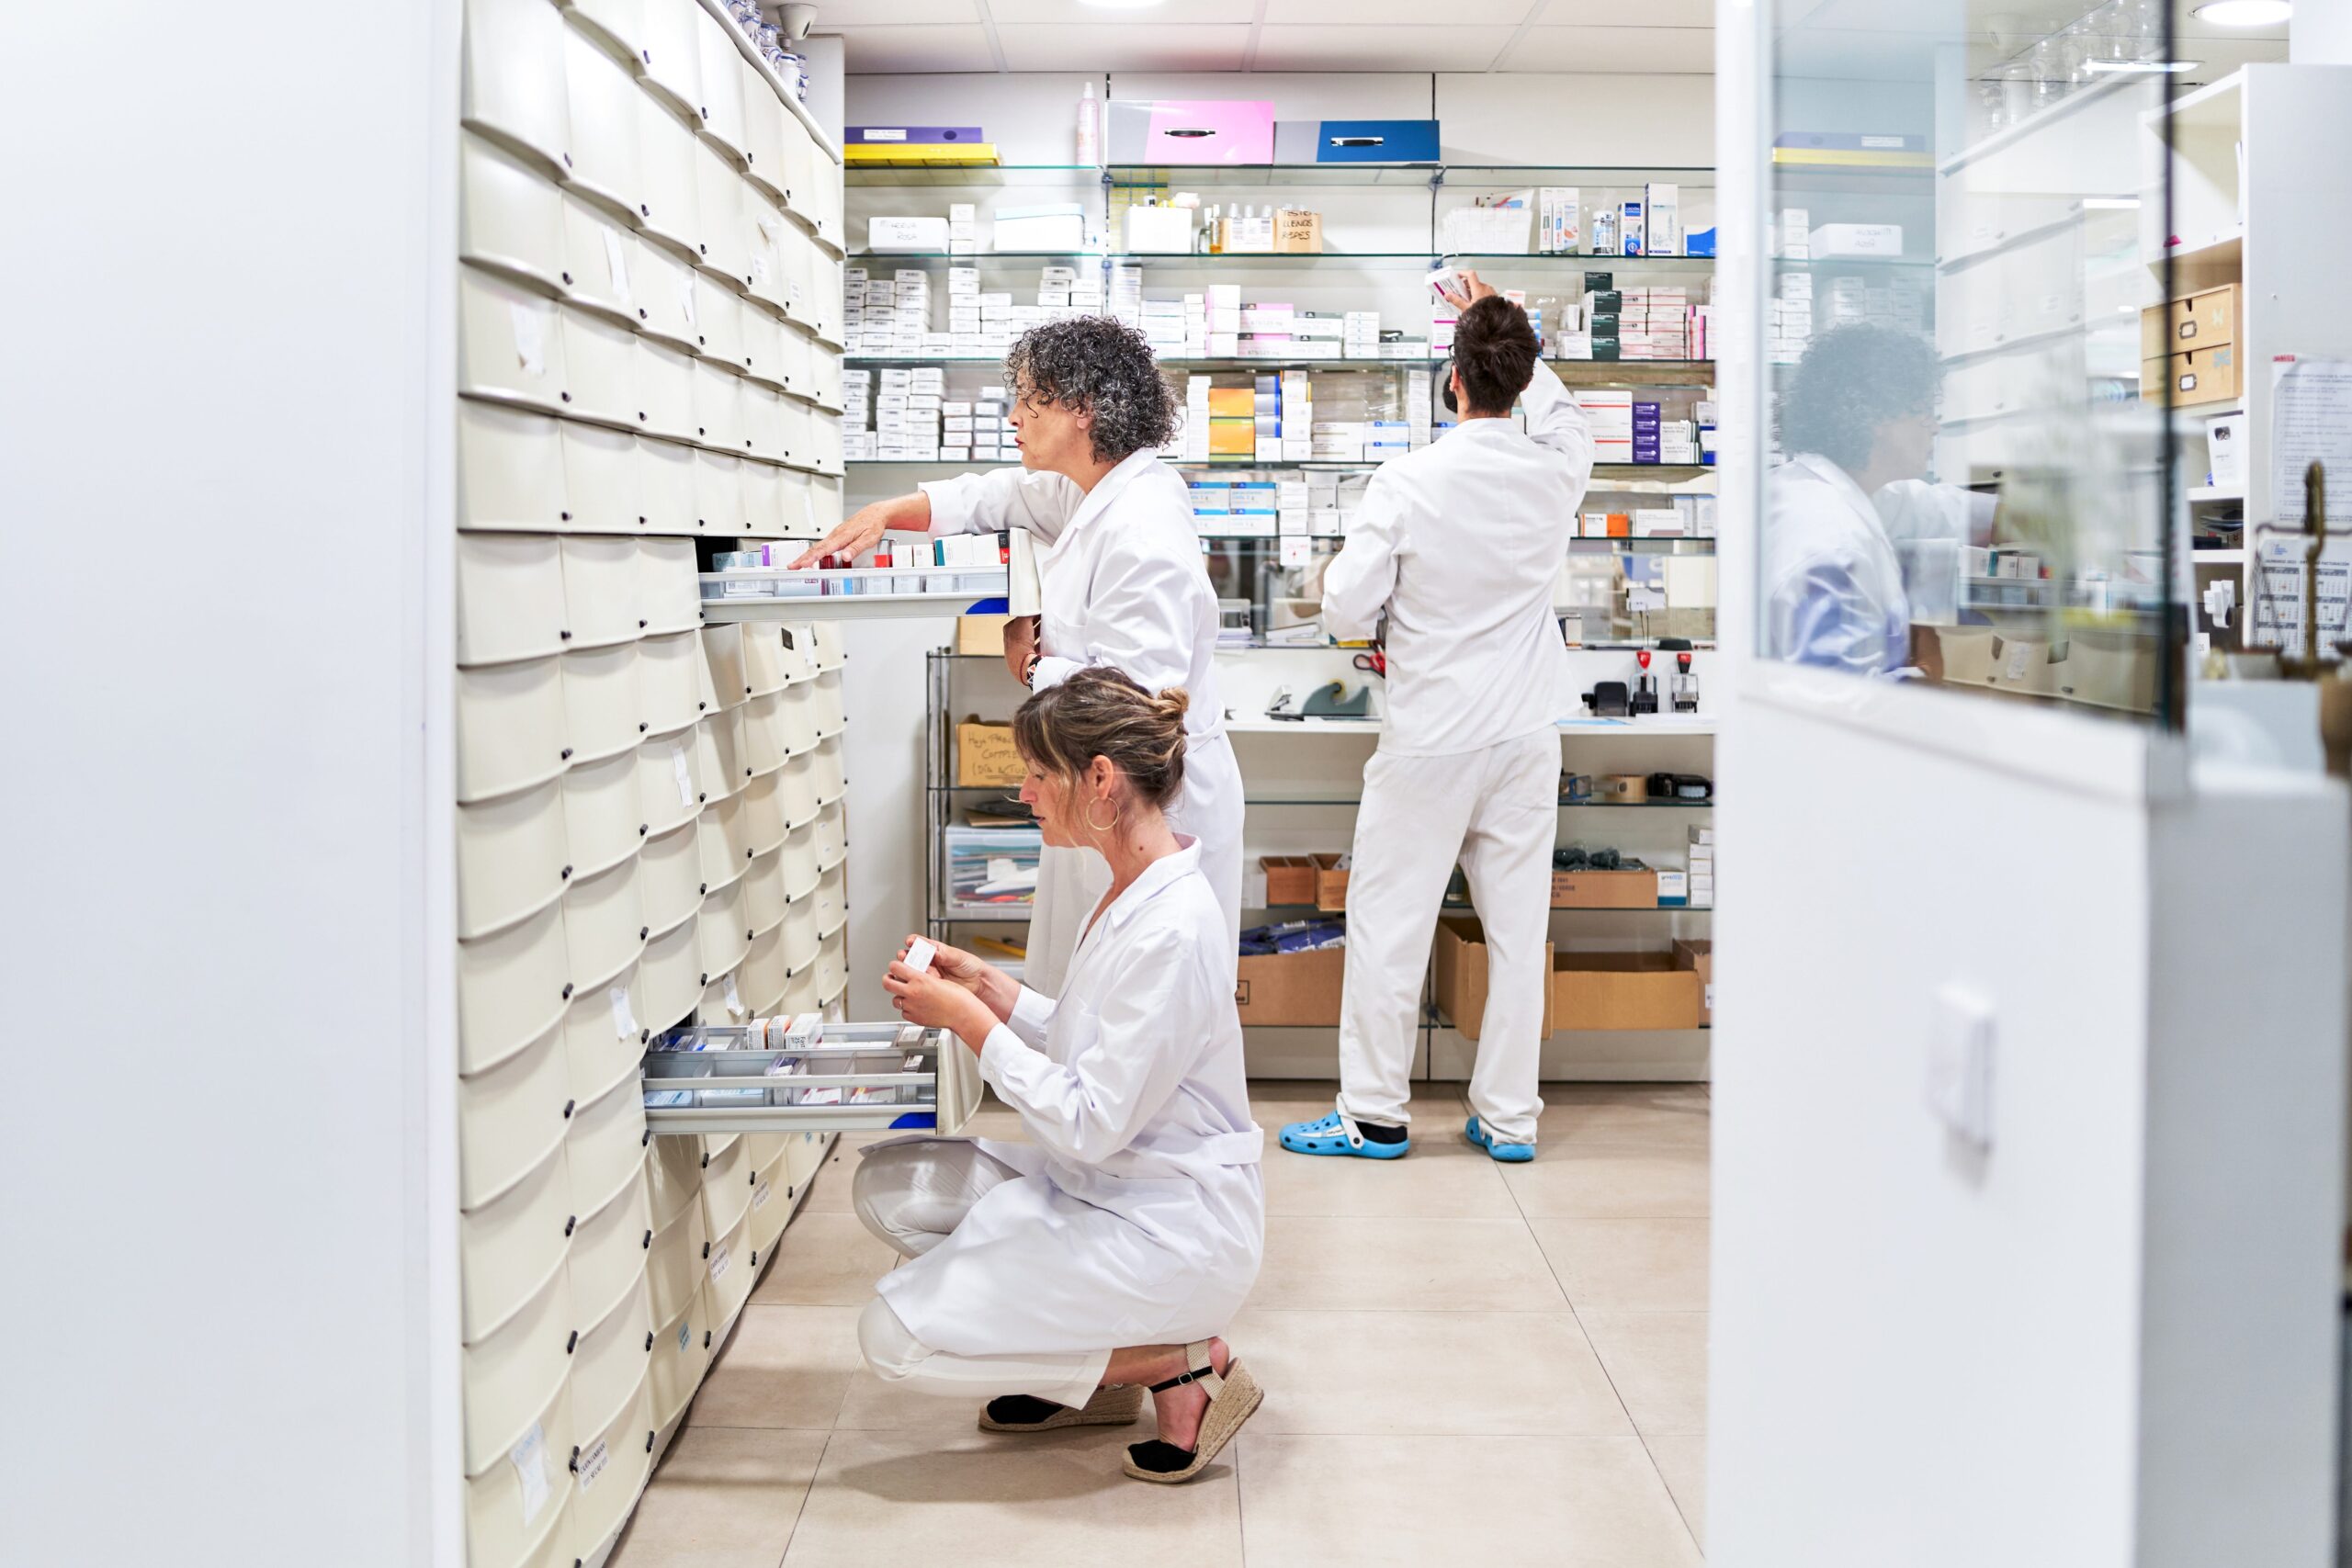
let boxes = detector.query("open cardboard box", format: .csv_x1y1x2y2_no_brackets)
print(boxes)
1433,917,1554,1040
1552,947,1708,1031
1235,943,1345,1027
1675,939,1713,1022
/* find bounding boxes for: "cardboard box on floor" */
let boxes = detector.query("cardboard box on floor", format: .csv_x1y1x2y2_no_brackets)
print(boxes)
1675,938,1713,1022
1553,947,1708,1031
1312,852,1350,911
1433,917,1555,1039
1235,943,1344,1026
956,717,1023,787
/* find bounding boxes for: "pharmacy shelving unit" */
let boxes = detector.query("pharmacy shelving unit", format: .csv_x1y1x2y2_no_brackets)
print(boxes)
922,645,1718,1080
448,4,894,1565
2133,64,2352,660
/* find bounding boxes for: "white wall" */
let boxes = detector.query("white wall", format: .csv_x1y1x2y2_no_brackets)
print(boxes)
0,8,455,1565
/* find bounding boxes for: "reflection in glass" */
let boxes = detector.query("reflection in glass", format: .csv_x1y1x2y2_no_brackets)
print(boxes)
1760,0,2181,721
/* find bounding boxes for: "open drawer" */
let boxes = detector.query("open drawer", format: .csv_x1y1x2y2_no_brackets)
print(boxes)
639,1021,979,1135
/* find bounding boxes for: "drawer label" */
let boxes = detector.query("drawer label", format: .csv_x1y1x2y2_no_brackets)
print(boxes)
673,744,695,807
601,229,631,300
508,302,548,378
679,1320,693,1353
510,1422,551,1525
724,974,745,1018
709,1242,731,1283
576,1437,610,1492
610,984,639,1041
753,1179,773,1211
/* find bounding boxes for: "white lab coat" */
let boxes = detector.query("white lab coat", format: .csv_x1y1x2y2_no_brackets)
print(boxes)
1315,361,1593,1143
922,453,1246,992
872,839,1264,1357
1320,359,1595,757
1763,452,1915,677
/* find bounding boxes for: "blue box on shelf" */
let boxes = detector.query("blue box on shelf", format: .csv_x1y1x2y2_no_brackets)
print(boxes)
1275,118,1441,164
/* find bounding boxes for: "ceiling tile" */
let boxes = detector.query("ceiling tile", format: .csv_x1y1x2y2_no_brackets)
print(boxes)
1536,0,1713,27
994,24,1252,73
1250,24,1521,72
989,0,1259,23
1262,0,1543,24
818,0,983,22
835,23,995,73
1505,25,1717,73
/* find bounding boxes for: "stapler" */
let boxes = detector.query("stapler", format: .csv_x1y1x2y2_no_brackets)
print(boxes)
1266,682,1375,722
1582,681,1630,718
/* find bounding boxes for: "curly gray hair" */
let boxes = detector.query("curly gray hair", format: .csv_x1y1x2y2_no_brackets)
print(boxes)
1004,317,1181,463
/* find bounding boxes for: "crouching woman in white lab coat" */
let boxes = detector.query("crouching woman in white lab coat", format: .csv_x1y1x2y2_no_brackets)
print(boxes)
854,667,1266,1484
792,318,1245,997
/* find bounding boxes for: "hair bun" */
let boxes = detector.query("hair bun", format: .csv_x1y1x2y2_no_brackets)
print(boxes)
1153,686,1191,727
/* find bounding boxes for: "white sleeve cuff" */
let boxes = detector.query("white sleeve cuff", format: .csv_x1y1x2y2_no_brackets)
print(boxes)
1009,985,1057,1042
977,1022,1032,1097
918,476,978,536
1028,653,1083,692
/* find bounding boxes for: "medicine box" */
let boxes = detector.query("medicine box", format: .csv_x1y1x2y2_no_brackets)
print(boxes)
868,216,949,251
1808,222,1904,258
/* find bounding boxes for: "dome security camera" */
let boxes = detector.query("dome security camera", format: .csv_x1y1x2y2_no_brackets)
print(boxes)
776,3,817,39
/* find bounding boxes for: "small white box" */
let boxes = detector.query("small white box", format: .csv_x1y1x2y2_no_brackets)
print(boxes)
1809,222,1904,258
868,215,950,252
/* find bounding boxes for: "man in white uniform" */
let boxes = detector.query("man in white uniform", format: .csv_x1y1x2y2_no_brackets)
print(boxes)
1279,274,1592,1164
793,319,1245,995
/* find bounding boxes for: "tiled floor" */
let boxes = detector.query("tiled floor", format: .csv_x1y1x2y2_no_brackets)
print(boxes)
611,1079,1710,1567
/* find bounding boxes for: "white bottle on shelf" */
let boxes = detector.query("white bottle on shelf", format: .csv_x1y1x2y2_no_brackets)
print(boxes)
1077,81,1100,167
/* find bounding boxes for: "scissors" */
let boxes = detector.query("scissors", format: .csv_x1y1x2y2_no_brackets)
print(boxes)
1350,647,1387,678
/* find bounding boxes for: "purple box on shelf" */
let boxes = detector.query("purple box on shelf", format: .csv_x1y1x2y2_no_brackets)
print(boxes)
848,126,986,144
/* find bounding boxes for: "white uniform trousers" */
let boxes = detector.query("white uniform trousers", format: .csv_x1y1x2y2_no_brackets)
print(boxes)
852,1138,1113,1409
1024,729,1246,997
1335,728,1559,1145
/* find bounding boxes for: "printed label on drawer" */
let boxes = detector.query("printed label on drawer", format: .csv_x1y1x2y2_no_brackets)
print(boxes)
753,1178,773,1210
680,279,698,326
2004,640,2034,680
678,1319,694,1353
509,303,548,377
802,491,818,530
576,1437,610,1492
511,1422,552,1526
673,743,695,806
752,253,771,286
611,984,639,1040
602,229,632,299
724,974,745,1017
1705,983,1714,1011
708,1242,731,1282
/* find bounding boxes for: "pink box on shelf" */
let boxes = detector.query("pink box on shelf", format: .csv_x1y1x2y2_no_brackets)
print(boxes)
1109,100,1277,166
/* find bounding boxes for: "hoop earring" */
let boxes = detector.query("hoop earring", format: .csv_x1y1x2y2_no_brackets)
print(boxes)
1085,798,1119,834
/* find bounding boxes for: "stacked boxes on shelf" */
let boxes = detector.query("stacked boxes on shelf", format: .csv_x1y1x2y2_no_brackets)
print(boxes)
454,3,849,1560
1282,370,1313,460
1690,822,1715,909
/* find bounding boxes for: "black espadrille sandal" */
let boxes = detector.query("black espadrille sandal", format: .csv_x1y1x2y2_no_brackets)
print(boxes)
1122,1341,1264,1483
978,1383,1145,1433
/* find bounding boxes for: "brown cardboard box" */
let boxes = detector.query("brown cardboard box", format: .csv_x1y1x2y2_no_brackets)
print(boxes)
1552,951,1707,1031
1274,209,1324,254
1235,943,1344,1026
1261,855,1317,906
955,718,1024,787
1433,917,1555,1039
2141,284,2240,360
1551,868,1659,908
1674,939,1713,1022
956,614,1011,656
2143,343,2241,407
1312,852,1350,911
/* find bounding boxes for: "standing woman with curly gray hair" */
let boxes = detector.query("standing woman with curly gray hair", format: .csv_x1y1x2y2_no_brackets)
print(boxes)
794,317,1246,994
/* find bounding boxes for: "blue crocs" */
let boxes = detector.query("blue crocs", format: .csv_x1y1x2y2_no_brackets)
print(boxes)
1464,1116,1535,1163
1279,1109,1410,1159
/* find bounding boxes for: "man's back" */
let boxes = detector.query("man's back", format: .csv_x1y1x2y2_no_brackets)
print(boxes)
1321,358,1594,757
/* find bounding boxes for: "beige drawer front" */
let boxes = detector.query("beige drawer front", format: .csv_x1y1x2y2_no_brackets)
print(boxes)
570,1058,651,1222
638,536,703,635
636,87,701,254
741,766,788,855
559,535,640,652
741,922,789,1015
692,447,747,535
458,400,567,534
638,914,703,1036
694,705,748,804
457,531,566,668
559,640,639,768
561,963,646,1111
691,6,750,163
748,1145,793,1254
556,419,641,534
457,657,569,805
638,337,697,444
461,1260,573,1477
638,818,702,938
777,880,820,976
696,792,752,897
744,844,787,935
460,265,567,414
635,728,704,840
701,1210,757,1327
650,1286,712,1429
812,799,845,872
698,1132,754,1241
571,1276,655,1448
644,1189,707,1323
636,236,697,353
462,1379,571,1567
460,0,570,175
700,623,749,709
459,1015,571,1213
696,878,752,984
637,629,707,741
565,1371,656,1565
560,749,642,886
566,0,649,63
560,23,642,220
460,1138,572,1345
461,131,563,294
692,270,746,369
559,848,643,1001
558,188,639,323
458,899,571,1077
568,1156,653,1334
457,778,568,942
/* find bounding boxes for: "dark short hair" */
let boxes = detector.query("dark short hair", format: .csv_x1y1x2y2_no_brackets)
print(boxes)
1453,296,1540,415
1003,317,1182,463
1776,324,1939,469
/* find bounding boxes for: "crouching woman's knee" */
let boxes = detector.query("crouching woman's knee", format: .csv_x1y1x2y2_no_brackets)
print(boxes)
856,1295,924,1383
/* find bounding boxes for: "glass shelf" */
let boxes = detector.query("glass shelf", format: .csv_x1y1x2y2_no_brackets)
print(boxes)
1253,900,1714,915
846,164,1102,187
934,785,1717,809
850,250,1716,269
1109,164,1442,188
843,355,1715,374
